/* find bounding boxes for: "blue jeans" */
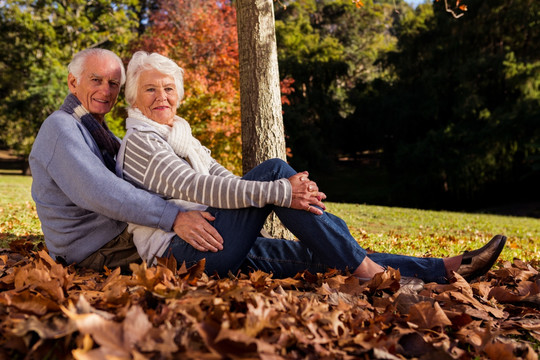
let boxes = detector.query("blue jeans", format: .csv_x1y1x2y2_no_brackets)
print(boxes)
165,159,447,283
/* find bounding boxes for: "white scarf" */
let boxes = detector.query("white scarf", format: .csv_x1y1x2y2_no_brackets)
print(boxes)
128,108,212,175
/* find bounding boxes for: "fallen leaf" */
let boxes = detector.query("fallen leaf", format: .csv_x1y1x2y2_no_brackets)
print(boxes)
407,301,452,329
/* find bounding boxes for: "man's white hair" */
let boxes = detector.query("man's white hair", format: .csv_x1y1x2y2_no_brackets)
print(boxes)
68,48,126,86
125,51,185,109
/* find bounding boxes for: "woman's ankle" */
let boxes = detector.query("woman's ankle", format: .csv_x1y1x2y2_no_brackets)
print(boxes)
443,255,463,277
353,257,385,279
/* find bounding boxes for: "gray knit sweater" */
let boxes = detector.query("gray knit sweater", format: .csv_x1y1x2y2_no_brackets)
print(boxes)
29,110,181,264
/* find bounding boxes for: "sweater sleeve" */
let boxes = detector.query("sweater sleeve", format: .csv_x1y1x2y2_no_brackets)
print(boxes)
121,131,292,209
208,159,240,179
34,113,180,231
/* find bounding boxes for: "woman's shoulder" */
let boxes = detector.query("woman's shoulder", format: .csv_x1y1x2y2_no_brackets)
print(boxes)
124,124,172,155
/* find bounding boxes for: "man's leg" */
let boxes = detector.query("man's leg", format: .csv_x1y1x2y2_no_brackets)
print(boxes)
77,227,142,272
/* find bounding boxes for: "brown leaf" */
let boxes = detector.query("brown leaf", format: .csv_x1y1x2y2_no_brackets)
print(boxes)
436,290,506,319
483,341,515,360
0,289,60,315
367,267,401,293
11,314,77,339
488,280,540,303
64,308,127,357
338,275,367,296
407,301,452,329
394,293,435,314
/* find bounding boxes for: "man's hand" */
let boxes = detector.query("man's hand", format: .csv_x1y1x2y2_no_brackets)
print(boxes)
172,211,224,252
288,171,327,215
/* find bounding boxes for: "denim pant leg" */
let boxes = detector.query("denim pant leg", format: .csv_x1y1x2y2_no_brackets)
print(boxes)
240,237,330,278
165,205,272,276
272,207,367,272
166,158,447,282
367,253,447,283
245,158,368,274
242,159,447,282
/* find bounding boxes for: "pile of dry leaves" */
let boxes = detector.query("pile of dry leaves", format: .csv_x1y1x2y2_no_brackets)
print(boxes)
1,240,539,359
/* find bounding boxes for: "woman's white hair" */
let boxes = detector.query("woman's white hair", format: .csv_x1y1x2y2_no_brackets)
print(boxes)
68,48,126,85
125,51,185,109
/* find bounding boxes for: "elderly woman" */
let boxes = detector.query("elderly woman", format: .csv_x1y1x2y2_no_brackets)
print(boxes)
116,51,506,283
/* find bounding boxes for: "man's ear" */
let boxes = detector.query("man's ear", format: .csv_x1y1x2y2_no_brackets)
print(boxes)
67,73,77,94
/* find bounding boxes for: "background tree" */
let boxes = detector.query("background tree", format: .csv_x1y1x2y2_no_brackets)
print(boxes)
349,0,540,209
274,0,401,171
0,0,141,167
236,0,293,238
132,0,243,173
236,0,287,173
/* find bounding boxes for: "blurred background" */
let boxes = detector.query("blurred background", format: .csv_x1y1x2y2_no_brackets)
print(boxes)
0,0,538,216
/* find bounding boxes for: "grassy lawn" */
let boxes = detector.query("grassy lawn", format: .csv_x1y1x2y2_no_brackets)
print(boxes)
1,173,539,263
2,173,540,359
0,174,42,245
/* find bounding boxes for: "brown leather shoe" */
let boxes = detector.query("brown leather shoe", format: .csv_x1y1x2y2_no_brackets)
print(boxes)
456,235,507,281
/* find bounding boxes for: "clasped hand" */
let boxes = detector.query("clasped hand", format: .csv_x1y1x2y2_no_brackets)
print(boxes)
288,171,327,215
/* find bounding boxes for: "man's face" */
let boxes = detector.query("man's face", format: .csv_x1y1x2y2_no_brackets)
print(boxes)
67,54,122,121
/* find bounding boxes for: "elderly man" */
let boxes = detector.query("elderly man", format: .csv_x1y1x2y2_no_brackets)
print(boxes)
29,48,223,271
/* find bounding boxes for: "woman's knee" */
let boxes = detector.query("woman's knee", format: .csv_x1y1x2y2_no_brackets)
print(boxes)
258,158,296,178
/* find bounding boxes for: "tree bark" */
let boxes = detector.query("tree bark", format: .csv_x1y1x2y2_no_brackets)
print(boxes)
236,0,293,239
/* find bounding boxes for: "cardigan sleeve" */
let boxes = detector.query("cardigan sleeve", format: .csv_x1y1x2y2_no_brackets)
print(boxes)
121,130,292,209
208,159,240,179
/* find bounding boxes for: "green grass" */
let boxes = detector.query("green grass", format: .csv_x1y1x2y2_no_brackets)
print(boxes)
0,174,42,245
326,202,540,262
1,174,539,263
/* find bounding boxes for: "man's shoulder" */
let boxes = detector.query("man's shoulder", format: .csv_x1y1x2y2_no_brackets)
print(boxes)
43,110,78,129
38,110,87,139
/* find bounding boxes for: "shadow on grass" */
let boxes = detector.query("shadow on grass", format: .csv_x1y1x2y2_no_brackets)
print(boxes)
0,233,44,249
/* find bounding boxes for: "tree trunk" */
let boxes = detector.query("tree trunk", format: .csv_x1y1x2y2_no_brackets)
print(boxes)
236,0,293,240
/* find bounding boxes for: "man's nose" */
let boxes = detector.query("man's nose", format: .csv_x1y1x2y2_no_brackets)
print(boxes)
99,82,113,95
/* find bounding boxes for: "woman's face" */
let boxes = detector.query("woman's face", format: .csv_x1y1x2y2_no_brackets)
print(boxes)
134,68,179,126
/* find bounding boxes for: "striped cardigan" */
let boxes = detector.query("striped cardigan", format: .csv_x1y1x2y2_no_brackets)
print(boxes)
117,117,292,210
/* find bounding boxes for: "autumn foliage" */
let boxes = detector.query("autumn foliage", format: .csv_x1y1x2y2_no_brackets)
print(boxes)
132,0,243,173
1,240,539,359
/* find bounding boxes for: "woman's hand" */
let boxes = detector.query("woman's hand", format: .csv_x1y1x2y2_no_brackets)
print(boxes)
172,211,224,252
288,171,327,215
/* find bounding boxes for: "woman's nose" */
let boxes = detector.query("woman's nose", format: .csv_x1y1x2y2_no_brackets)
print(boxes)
156,88,167,100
